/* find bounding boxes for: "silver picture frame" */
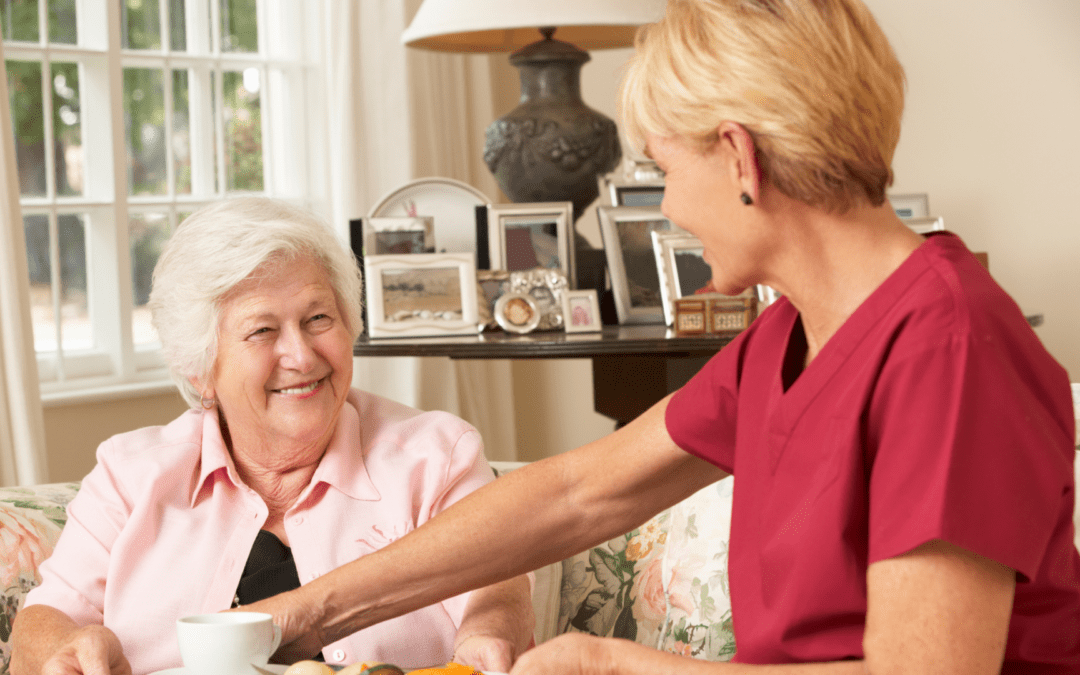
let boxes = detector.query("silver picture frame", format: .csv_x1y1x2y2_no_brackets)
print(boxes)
889,193,930,219
486,201,574,288
597,205,682,325
364,253,479,338
904,215,945,234
652,230,711,326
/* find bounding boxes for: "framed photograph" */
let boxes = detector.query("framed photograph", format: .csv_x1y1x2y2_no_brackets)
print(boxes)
486,202,574,287
362,216,435,255
562,289,602,333
889,193,929,219
364,253,479,338
651,230,713,326
597,205,682,325
598,174,665,207
507,267,570,331
494,292,541,334
904,215,945,234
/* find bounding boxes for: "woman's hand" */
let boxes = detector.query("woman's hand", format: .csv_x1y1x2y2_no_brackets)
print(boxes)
34,625,130,675
232,589,327,663
452,635,515,673
508,634,611,675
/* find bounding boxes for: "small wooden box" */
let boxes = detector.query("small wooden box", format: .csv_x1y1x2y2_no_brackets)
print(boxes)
674,294,757,337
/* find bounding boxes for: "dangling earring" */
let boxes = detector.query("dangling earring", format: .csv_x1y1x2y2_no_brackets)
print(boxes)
200,397,215,409
740,192,754,206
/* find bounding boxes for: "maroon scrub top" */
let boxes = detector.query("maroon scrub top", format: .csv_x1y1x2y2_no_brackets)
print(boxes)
667,233,1080,671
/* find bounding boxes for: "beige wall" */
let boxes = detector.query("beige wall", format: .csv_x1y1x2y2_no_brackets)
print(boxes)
43,391,189,483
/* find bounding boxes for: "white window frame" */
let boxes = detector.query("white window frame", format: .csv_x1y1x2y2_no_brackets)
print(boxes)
5,0,326,404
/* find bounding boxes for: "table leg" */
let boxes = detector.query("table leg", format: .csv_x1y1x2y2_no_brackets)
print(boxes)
591,354,712,427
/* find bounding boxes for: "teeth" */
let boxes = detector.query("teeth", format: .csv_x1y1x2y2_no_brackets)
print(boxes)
276,379,321,395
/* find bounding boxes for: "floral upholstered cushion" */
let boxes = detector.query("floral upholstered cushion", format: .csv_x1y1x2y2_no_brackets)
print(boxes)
556,509,671,646
0,483,80,675
657,477,735,661
556,477,736,662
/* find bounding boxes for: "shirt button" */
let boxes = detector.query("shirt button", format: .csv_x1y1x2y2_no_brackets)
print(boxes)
292,516,304,525
332,650,346,663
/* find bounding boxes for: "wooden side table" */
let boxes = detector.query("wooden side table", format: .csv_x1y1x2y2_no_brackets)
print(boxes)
354,325,733,427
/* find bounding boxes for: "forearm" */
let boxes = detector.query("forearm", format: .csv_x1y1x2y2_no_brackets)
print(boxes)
12,605,100,675
454,575,534,657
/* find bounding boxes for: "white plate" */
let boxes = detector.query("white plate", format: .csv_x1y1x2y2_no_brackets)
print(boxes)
149,666,287,675
368,177,491,256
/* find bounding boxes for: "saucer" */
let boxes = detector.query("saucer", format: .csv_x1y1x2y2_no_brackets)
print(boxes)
149,665,287,675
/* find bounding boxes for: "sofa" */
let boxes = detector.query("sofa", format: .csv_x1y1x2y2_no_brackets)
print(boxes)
0,464,738,674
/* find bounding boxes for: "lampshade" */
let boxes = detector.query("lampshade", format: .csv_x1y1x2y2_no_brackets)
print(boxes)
402,0,666,53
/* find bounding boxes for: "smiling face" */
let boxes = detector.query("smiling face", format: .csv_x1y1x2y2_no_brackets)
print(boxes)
200,255,354,466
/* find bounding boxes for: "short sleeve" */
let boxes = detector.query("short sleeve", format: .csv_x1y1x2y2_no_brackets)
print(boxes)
23,439,131,624
666,323,755,475
866,329,1074,581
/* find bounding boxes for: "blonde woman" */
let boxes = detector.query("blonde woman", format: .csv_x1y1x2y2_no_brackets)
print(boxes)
244,2,1080,673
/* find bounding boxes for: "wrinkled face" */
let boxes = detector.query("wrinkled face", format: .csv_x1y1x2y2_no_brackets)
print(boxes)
647,133,767,296
204,256,353,460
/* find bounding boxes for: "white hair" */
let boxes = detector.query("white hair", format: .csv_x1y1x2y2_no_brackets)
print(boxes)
149,197,363,408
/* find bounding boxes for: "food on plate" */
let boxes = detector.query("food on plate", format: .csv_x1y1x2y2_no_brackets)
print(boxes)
408,663,480,675
282,660,335,675
338,663,405,675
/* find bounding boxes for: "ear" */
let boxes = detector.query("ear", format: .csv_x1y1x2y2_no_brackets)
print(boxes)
189,375,214,402
716,121,761,204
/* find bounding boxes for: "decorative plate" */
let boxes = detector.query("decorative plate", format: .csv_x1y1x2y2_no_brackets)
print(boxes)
368,177,491,256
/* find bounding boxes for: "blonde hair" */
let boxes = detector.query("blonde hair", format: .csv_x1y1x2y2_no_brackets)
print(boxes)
620,0,905,213
149,197,363,408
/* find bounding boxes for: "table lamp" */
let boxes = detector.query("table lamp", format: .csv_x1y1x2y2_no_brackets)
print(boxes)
403,1,665,291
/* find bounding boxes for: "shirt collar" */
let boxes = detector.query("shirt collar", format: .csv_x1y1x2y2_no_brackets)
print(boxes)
190,390,381,508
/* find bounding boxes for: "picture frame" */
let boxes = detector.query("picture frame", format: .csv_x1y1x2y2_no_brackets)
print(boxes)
903,215,945,234
888,193,930,219
362,216,435,255
486,202,574,288
598,173,665,207
364,253,479,338
507,267,570,331
597,205,682,325
494,292,541,334
562,289,602,333
475,269,511,331
651,230,713,326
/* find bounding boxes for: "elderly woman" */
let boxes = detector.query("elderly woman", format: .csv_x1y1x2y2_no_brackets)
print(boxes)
239,1,1080,674
10,198,534,675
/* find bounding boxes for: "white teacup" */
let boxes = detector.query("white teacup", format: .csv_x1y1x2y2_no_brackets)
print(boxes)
177,612,282,675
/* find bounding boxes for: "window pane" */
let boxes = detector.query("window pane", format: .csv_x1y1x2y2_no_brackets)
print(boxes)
52,62,82,196
24,214,54,351
48,0,76,44
1,0,39,42
223,68,261,191
169,0,186,50
122,0,161,50
124,67,166,195
130,211,169,346
220,0,256,52
6,59,45,196
172,69,190,193
58,213,89,350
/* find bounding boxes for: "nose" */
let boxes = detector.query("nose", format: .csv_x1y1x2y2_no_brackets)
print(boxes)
276,325,318,373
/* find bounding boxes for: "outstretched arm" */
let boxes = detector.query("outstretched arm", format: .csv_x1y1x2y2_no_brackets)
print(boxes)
245,394,727,656
11,605,131,675
451,575,535,672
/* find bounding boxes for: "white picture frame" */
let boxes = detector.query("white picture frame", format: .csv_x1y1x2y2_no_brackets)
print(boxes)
652,231,712,326
597,205,682,325
597,173,665,207
562,289,602,333
889,193,930,219
904,215,945,234
486,202,575,288
362,216,435,255
364,253,479,338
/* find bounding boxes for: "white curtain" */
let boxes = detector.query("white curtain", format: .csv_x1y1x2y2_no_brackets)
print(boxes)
0,37,48,486
322,0,519,461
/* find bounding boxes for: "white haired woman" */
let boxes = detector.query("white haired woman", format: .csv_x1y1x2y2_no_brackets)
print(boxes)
234,1,1080,674
10,197,534,675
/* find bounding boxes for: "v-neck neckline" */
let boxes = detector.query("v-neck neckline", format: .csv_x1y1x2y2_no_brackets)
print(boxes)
764,233,947,463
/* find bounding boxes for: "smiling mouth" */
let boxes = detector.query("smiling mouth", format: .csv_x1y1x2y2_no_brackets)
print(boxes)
272,377,325,395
